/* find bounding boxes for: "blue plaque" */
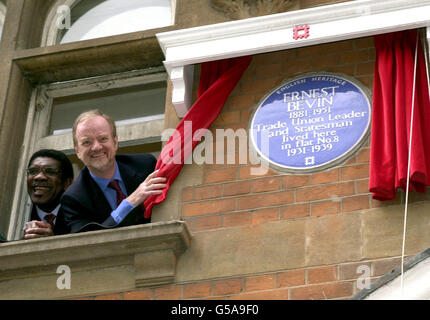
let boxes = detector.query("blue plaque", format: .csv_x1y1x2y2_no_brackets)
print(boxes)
250,73,371,172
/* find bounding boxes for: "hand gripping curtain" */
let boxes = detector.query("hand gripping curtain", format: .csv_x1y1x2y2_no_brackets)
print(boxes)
143,56,252,218
369,30,430,200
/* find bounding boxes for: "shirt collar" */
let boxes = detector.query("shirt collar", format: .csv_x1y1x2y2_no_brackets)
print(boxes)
36,203,60,221
89,161,123,191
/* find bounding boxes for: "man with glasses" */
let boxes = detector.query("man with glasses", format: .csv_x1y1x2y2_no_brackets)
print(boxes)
23,149,74,239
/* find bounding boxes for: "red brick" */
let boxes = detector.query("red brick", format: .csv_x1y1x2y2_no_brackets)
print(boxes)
298,40,353,57
229,288,289,300
191,215,221,231
240,108,253,123
372,258,402,277
239,63,256,81
357,148,370,163
253,50,296,66
237,190,294,210
255,63,283,78
354,37,374,49
284,59,312,74
308,266,337,284
356,76,373,88
153,285,182,300
371,197,402,208
280,204,310,220
338,262,371,280
222,212,252,228
328,64,355,76
213,279,243,296
343,156,357,165
238,165,277,179
341,50,370,64
182,188,194,202
223,181,251,196
310,54,341,69
251,208,280,224
194,185,222,200
225,94,256,110
281,174,310,188
311,200,340,217
204,167,237,183
276,270,306,288
183,198,236,217
94,293,122,300
184,282,211,299
245,274,275,292
356,62,374,76
290,282,353,300
213,110,241,126
124,290,152,300
241,76,283,94
356,179,370,194
311,169,339,185
341,164,369,181
296,182,354,202
252,177,281,193
342,195,370,212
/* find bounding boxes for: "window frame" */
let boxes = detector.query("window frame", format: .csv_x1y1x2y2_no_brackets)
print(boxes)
7,67,167,240
41,0,176,47
0,0,6,39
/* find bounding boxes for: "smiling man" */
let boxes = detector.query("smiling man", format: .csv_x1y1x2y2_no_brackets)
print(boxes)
24,149,74,239
60,109,166,233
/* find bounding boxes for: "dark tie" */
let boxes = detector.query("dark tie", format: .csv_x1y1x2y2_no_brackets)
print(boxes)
44,213,56,229
108,180,126,207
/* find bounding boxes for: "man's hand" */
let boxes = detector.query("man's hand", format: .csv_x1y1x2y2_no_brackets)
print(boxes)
23,220,54,239
126,170,167,206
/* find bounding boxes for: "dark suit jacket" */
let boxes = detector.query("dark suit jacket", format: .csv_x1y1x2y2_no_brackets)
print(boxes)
60,154,156,233
30,204,69,236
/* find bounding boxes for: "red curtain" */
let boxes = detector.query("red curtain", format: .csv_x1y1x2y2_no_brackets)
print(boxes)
369,29,430,200
143,56,252,218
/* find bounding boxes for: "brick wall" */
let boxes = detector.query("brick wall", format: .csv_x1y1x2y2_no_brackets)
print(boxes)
81,256,405,300
184,37,377,233
80,36,430,301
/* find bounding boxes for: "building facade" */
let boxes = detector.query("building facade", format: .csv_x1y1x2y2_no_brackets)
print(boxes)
1,0,430,300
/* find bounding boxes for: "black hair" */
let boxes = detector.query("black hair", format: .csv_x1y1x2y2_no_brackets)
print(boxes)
27,149,74,183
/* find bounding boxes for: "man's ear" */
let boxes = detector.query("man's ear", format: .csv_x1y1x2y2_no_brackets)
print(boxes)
114,135,119,152
74,145,80,159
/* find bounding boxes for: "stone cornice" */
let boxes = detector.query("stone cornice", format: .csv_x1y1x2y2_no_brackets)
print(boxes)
0,220,191,297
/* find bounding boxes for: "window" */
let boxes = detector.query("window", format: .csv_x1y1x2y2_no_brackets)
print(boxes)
7,1,173,239
0,1,6,41
42,0,174,46
8,68,166,239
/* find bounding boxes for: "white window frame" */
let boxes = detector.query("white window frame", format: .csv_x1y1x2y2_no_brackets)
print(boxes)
41,0,176,47
156,0,430,117
0,1,6,38
7,67,167,240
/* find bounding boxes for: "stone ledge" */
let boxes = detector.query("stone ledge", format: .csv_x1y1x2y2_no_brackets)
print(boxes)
0,220,191,289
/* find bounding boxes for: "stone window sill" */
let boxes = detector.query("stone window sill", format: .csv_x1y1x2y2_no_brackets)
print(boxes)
0,220,191,298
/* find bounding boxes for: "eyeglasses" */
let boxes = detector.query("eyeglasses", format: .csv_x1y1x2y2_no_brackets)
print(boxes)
26,167,62,177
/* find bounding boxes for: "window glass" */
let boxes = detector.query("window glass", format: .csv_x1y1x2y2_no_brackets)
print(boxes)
49,81,166,135
60,0,172,44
